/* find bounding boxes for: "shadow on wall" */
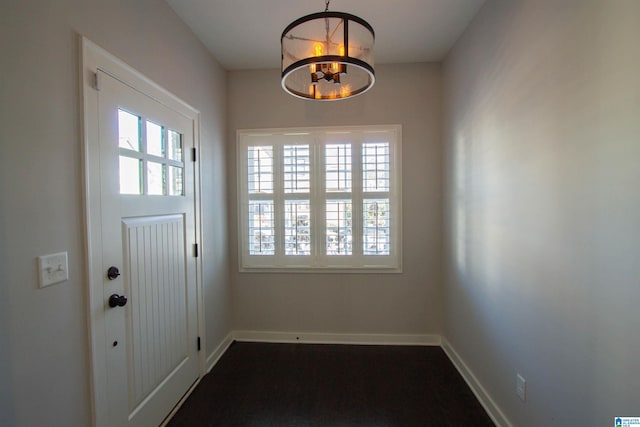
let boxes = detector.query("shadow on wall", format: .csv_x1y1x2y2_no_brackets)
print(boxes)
0,214,14,425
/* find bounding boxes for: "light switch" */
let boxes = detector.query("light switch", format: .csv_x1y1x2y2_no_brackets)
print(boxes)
38,252,69,288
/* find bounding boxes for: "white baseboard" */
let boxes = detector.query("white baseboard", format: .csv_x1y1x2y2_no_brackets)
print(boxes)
441,338,512,427
206,332,235,373
232,330,441,346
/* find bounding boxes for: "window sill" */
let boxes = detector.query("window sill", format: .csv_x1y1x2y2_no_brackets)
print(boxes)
238,265,403,274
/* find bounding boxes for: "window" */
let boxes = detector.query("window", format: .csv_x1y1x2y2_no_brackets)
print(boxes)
238,125,401,271
117,109,184,196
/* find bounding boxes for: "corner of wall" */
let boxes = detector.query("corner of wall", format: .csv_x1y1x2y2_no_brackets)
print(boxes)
441,338,512,427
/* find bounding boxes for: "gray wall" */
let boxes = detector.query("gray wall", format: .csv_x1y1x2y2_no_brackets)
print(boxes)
0,0,230,425
227,64,443,336
442,1,640,425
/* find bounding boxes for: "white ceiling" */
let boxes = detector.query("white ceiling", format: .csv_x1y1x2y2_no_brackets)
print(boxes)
165,0,485,70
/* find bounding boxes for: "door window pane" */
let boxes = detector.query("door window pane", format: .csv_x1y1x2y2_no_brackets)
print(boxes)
118,115,186,197
119,156,142,195
168,166,183,196
118,109,141,151
146,121,164,157
147,161,165,195
168,130,182,161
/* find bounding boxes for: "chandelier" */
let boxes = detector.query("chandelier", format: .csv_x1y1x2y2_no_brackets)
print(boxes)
281,0,375,101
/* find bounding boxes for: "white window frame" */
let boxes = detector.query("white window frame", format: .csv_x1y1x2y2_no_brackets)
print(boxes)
237,125,402,273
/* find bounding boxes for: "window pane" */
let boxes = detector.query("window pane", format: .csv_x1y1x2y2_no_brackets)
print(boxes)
248,146,273,194
249,201,275,255
118,109,141,151
168,129,182,161
146,121,164,157
325,144,352,192
363,142,390,192
284,145,310,193
326,200,352,255
284,200,311,255
363,199,390,255
168,166,183,196
119,156,142,195
147,161,165,195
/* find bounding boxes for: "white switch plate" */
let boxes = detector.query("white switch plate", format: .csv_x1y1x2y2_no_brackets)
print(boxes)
516,373,526,401
38,252,69,288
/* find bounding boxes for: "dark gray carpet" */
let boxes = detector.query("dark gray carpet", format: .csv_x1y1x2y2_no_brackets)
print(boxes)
167,341,495,427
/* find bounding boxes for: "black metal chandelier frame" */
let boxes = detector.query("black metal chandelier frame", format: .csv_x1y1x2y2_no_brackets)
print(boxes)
281,10,376,101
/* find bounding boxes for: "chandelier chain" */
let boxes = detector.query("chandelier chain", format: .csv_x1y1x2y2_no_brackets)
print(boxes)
325,0,330,12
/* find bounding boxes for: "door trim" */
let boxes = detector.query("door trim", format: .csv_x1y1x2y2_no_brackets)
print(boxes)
80,36,205,427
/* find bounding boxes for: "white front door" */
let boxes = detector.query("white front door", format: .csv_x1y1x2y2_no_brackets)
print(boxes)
83,38,202,427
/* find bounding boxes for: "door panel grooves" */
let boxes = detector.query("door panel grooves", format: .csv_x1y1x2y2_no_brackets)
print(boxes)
123,215,188,407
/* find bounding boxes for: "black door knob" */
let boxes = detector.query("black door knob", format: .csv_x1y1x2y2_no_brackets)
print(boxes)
108,294,128,308
107,266,120,280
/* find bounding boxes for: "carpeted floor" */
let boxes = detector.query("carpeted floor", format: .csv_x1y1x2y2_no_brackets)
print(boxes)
167,341,495,426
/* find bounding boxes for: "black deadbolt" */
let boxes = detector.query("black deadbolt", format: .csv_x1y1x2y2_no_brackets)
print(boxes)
107,266,121,280
108,294,128,308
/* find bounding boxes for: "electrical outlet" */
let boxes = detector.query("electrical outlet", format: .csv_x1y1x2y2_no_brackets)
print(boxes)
38,252,69,288
516,373,526,401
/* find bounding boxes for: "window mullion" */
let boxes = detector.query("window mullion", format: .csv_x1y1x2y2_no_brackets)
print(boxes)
313,135,324,265
273,142,284,264
309,136,319,266
239,138,248,262
351,136,363,259
141,115,148,195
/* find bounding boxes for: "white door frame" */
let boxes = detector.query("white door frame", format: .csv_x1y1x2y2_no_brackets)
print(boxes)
80,36,206,427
